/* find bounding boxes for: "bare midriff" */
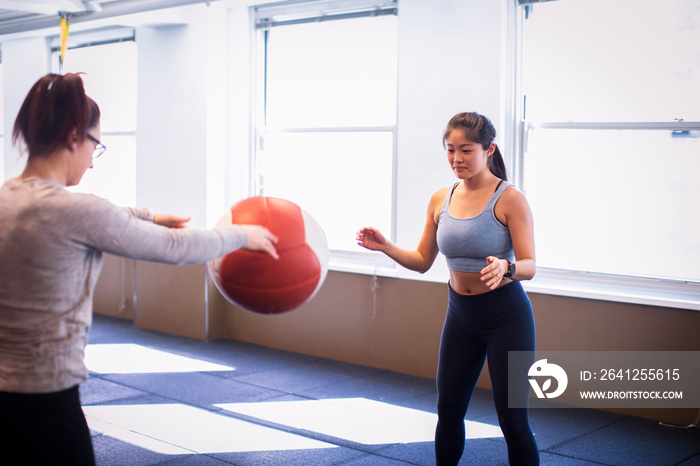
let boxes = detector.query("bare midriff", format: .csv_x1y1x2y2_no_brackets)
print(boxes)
448,270,511,295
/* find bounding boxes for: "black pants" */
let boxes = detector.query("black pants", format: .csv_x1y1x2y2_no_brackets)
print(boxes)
436,281,539,465
0,385,95,465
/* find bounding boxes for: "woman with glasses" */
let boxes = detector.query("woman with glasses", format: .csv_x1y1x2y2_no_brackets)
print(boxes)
0,73,278,465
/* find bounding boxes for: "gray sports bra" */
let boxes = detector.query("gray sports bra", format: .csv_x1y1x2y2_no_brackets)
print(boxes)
436,180,514,273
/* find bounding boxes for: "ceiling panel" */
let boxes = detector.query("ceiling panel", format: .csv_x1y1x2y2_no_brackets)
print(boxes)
0,0,213,36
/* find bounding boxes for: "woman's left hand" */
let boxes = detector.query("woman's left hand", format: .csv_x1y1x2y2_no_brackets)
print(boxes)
481,256,507,290
154,213,191,229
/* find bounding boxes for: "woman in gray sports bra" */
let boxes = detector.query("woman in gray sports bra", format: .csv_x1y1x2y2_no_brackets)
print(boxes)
357,112,539,465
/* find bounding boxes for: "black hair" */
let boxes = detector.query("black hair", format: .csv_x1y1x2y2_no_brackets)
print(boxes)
443,112,507,181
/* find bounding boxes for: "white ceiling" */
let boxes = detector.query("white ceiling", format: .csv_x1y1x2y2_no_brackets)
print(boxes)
0,0,111,27
0,0,216,36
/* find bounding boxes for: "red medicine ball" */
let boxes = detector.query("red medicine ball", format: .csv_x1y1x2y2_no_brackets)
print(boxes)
208,196,329,315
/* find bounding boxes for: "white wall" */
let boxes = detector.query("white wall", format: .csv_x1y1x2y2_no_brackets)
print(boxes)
136,3,228,229
226,3,255,210
1,37,47,181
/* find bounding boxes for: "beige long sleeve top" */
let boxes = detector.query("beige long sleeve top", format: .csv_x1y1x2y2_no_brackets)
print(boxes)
0,177,246,393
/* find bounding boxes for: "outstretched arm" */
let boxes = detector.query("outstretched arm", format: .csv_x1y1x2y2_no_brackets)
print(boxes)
144,211,279,258
151,214,279,259
356,189,444,274
90,199,278,263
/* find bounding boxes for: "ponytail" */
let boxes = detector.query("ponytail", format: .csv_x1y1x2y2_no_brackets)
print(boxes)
488,144,508,181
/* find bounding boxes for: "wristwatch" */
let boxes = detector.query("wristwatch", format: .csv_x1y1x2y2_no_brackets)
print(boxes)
504,260,516,278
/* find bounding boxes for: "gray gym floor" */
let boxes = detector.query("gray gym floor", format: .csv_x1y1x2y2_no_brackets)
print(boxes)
82,314,700,465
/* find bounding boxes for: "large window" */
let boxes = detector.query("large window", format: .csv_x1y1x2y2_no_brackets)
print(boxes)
50,28,137,207
518,0,700,304
253,1,398,253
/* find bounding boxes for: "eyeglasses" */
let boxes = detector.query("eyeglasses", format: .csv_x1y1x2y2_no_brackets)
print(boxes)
86,133,107,159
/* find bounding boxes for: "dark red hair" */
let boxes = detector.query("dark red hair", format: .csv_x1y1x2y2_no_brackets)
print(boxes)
12,73,100,158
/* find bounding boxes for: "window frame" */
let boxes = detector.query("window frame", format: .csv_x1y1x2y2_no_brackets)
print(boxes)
250,0,399,269
512,1,700,311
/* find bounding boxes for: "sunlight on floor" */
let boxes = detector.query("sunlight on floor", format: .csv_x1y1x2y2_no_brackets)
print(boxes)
83,403,336,454
218,398,504,445
85,343,235,374
83,344,503,455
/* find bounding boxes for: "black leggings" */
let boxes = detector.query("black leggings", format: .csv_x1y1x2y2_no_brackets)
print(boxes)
436,281,539,466
0,385,96,465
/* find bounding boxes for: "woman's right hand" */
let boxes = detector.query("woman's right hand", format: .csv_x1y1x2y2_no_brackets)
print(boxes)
356,227,387,252
239,225,279,259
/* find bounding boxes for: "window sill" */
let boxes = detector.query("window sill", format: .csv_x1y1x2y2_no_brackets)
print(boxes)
329,253,700,312
523,268,700,312
329,250,400,278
